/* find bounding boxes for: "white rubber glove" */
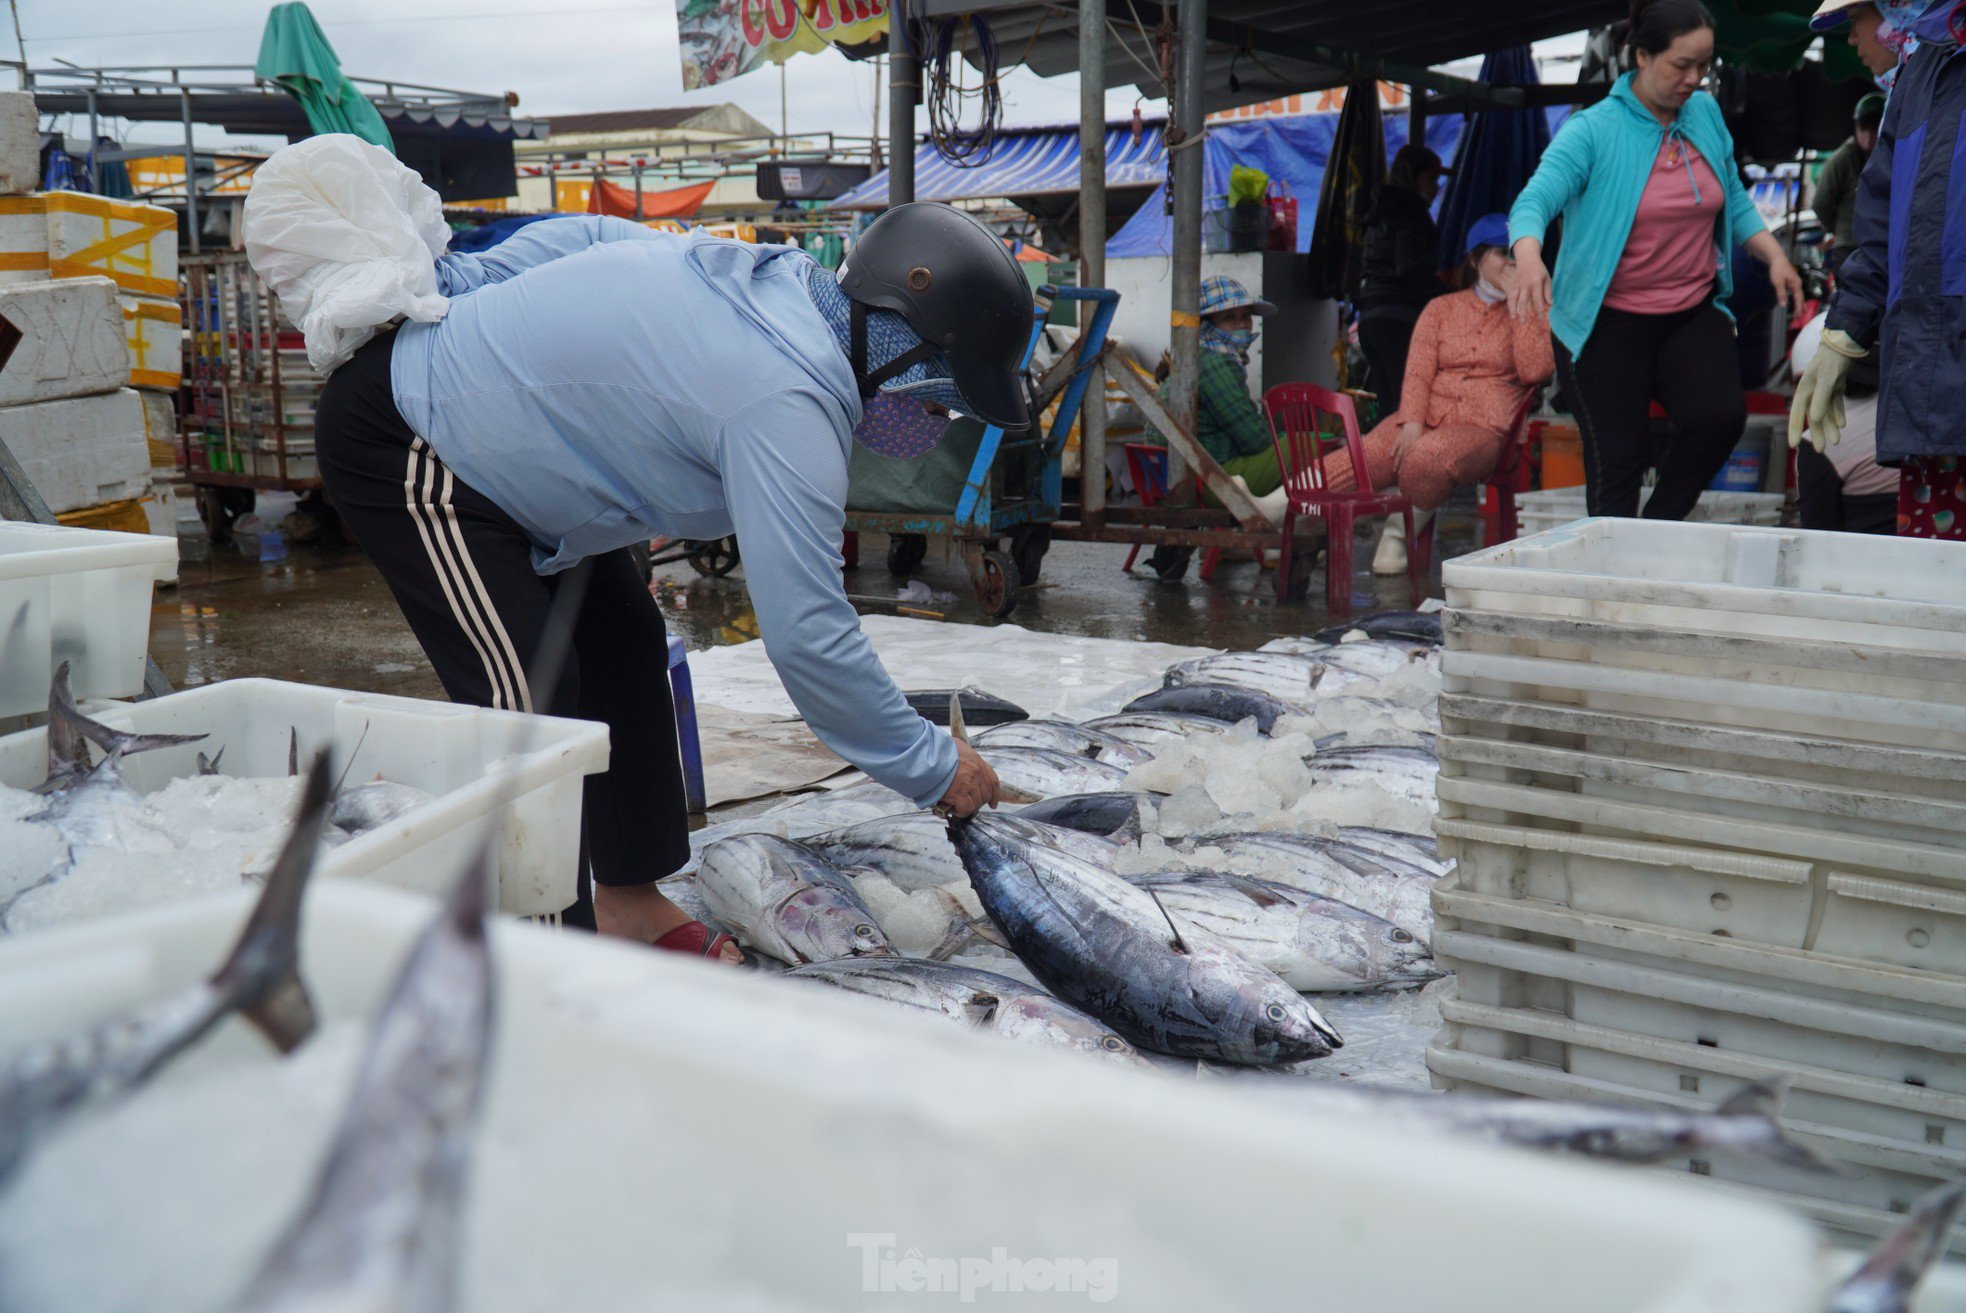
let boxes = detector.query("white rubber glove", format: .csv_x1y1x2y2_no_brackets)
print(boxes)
1788,327,1865,451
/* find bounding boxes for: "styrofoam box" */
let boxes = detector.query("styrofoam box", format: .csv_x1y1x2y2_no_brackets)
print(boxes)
1427,874,1966,1251
0,276,131,406
0,193,47,287
43,192,177,301
139,387,176,467
0,387,152,514
0,880,1825,1313
0,521,175,717
0,91,36,196
0,679,608,917
120,292,182,391
1516,489,1784,537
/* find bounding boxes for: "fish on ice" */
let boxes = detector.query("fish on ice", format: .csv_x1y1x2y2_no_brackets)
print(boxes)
0,754,330,1183
1121,683,1296,735
1080,711,1231,750
697,833,898,965
1181,832,1438,945
1124,870,1440,993
974,719,1153,766
1164,653,1381,705
228,839,496,1312
1012,791,1158,842
1310,610,1443,647
903,688,1028,726
978,746,1134,799
948,812,1342,1066
784,958,1153,1068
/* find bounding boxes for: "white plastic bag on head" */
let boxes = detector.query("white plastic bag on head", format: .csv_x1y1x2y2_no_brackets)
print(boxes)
243,133,452,374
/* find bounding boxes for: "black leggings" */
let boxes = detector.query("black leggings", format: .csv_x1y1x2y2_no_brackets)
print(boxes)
1359,310,1418,417
315,331,691,916
1794,442,1898,535
1554,302,1746,520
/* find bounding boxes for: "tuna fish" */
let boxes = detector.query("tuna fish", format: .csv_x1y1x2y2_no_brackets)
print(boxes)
1164,652,1381,705
947,812,1342,1065
1257,1076,1838,1171
1124,870,1441,992
0,754,330,1183
697,833,897,965
904,688,1028,726
806,810,1119,893
1081,710,1231,749
1308,744,1439,814
1261,637,1435,680
1832,1177,1966,1313
1012,791,1158,841
331,780,435,836
1330,826,1453,879
1121,683,1296,734
1183,832,1437,944
979,746,1133,799
974,719,1154,766
1311,610,1443,647
784,958,1154,1068
228,836,496,1313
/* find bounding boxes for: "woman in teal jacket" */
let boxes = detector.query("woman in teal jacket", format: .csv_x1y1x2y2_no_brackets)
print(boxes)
1509,0,1803,519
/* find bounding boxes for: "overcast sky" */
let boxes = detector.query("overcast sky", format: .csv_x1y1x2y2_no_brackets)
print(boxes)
23,0,1164,148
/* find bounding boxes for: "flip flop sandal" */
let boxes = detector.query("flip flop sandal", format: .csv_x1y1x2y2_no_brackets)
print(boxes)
652,920,740,962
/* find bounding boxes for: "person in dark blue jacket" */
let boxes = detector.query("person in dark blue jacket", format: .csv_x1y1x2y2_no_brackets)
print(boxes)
1796,0,1966,536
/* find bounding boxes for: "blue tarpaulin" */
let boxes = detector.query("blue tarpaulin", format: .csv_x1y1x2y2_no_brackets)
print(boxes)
827,122,1168,210
1434,47,1554,268
1106,112,1463,258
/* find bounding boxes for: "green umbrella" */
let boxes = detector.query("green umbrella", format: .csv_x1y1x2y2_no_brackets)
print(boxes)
255,2,395,151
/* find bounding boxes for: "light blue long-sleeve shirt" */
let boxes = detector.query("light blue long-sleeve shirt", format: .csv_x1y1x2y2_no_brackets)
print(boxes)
388,215,959,806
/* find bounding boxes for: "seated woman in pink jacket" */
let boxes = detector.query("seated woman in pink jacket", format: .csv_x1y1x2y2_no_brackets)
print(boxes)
1307,213,1553,573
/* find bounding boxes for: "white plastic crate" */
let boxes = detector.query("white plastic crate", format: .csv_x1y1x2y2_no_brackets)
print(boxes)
1515,489,1784,537
0,520,176,718
0,880,1825,1313
1428,871,1966,1252
0,678,608,916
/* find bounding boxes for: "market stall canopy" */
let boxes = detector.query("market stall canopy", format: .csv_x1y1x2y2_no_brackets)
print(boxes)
919,0,1627,115
828,120,1167,210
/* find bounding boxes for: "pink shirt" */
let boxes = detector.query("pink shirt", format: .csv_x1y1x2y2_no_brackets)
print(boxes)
1601,136,1725,315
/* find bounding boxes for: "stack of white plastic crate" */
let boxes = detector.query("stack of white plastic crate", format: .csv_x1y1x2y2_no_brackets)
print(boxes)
1426,518,1966,1253
1515,488,1785,537
0,90,180,537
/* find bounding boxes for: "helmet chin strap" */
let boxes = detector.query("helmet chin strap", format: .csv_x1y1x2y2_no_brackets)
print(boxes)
850,301,940,399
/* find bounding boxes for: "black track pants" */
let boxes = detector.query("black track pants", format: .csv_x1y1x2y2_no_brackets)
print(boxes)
315,331,690,916
1553,302,1747,520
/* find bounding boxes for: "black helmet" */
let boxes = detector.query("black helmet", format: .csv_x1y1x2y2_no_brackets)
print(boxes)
837,202,1035,430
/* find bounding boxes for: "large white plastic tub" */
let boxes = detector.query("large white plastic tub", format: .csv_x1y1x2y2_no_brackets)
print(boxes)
1428,871,1966,1252
0,519,176,718
1515,490,1784,537
0,882,1826,1313
0,678,608,916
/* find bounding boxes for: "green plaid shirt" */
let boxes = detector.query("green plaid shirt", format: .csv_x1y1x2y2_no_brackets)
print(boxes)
1149,349,1274,465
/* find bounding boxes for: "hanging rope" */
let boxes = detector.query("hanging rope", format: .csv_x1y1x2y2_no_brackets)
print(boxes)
924,14,1002,167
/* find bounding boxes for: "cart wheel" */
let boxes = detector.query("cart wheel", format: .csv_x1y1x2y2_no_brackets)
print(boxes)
968,548,1021,619
286,490,344,548
196,486,251,546
1148,545,1192,582
886,533,928,577
687,537,741,577
1009,525,1051,585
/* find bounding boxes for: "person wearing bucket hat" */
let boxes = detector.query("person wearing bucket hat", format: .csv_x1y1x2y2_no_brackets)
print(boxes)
251,137,1027,954
1304,214,1552,575
1811,1,1912,83
1813,93,1889,276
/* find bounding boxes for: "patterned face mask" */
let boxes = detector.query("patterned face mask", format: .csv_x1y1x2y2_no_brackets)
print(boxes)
1202,323,1256,359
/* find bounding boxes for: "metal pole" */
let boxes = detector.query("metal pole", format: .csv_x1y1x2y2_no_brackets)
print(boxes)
86,87,99,193
1078,0,1108,524
872,55,883,169
1408,84,1427,153
634,162,644,218
180,88,200,255
1164,0,1206,489
887,0,917,206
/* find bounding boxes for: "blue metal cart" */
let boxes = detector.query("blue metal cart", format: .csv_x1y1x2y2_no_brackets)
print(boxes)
843,285,1119,619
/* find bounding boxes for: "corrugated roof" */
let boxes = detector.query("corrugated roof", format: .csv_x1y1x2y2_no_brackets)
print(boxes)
828,120,1166,209
920,0,1625,114
544,108,714,135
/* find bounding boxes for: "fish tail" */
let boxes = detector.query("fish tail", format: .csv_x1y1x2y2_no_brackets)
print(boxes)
1713,1076,1844,1174
214,753,334,1054
51,660,207,766
925,914,1009,962
1833,1178,1966,1313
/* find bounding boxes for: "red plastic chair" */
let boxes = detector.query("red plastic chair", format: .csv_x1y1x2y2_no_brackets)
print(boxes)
1262,383,1423,617
1121,442,1222,582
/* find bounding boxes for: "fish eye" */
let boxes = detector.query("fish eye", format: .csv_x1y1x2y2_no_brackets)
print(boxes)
1265,1003,1287,1022
1100,1036,1126,1051
1391,929,1414,944
853,924,876,938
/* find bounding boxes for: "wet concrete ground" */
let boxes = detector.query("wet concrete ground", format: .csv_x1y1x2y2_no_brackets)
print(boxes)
150,497,1479,704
